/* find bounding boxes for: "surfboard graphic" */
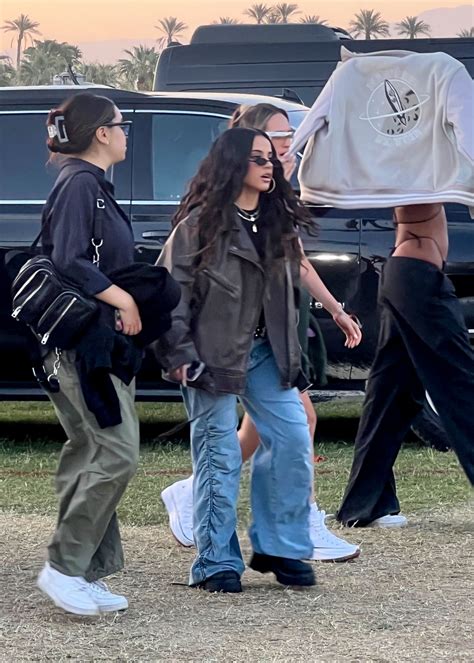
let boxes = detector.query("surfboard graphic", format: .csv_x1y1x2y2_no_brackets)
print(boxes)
384,79,408,126
360,78,429,136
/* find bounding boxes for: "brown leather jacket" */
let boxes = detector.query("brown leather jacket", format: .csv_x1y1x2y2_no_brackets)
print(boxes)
155,209,303,394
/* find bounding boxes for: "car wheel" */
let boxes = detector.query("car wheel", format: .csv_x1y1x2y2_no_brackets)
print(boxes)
410,393,451,452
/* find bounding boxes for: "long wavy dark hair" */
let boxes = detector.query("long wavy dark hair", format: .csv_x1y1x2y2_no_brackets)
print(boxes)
172,127,313,270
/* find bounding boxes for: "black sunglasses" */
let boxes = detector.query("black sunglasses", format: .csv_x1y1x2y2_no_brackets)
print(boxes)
102,121,132,137
249,156,278,167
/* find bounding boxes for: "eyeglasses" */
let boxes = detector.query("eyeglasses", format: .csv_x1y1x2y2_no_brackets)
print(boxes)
266,129,295,139
102,121,132,137
249,156,278,167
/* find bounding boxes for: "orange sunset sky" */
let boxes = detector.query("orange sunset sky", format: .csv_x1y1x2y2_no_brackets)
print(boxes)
1,0,470,50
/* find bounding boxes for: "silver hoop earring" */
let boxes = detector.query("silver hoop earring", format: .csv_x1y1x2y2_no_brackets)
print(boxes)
266,178,276,194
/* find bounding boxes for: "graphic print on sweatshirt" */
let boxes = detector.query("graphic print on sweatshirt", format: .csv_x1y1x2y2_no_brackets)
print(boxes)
360,78,430,138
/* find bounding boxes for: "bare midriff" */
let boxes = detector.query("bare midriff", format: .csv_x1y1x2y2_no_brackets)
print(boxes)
392,204,449,270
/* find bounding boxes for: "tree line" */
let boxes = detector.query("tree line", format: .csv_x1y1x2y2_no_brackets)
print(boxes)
1,8,473,89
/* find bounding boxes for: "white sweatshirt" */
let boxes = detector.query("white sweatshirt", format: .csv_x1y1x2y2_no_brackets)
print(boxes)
290,47,474,214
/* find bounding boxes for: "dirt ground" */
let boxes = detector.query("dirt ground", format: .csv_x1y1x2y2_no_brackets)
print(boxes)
0,504,472,663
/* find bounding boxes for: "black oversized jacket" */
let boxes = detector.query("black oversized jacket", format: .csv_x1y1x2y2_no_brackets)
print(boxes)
155,208,303,394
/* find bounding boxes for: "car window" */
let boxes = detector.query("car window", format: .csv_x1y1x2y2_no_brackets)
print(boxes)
0,111,132,201
288,109,308,129
133,112,228,202
0,113,56,200
107,111,133,200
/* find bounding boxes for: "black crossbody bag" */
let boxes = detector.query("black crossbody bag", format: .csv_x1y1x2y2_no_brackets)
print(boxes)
7,177,105,351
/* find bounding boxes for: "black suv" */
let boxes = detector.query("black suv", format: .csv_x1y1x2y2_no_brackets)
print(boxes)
1,85,473,446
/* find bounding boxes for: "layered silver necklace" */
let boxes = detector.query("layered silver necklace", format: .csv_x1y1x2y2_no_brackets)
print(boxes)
235,204,261,233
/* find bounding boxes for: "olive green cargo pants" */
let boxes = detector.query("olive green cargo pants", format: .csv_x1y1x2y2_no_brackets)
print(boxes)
44,351,140,581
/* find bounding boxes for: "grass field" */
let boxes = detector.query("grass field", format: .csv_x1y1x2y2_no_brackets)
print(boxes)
0,401,472,661
0,400,470,526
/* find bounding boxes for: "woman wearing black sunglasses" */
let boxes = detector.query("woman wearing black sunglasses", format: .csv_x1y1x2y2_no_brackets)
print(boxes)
156,127,360,593
36,93,140,616
161,103,362,564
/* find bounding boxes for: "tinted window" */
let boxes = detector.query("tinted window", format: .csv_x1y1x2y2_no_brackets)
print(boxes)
107,111,133,200
288,109,308,128
133,112,228,202
0,112,132,201
0,113,56,199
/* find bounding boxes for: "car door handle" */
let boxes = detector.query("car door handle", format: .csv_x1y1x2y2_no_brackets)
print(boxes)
141,231,165,245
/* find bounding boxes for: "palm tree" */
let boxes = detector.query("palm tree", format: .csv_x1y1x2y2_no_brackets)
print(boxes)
155,17,188,46
274,3,301,23
1,14,41,68
266,12,282,24
243,4,272,24
18,51,56,85
18,39,82,84
396,16,431,39
349,9,390,39
118,45,159,91
300,15,327,25
212,17,240,25
457,27,474,37
0,56,15,85
80,62,120,86
45,39,82,66
41,39,81,67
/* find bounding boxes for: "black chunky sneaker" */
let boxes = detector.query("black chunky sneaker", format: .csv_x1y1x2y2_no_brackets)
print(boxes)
249,553,316,586
196,571,242,593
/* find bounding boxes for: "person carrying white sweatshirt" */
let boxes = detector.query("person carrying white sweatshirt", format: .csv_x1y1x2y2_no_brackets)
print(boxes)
292,47,474,528
291,47,473,214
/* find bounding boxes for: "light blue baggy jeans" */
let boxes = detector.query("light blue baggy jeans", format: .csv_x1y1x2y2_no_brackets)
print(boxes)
181,339,313,585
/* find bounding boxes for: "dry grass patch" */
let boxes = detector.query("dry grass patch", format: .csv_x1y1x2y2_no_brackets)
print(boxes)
0,503,472,662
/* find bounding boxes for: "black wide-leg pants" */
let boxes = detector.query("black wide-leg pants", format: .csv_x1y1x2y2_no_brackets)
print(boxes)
337,257,474,527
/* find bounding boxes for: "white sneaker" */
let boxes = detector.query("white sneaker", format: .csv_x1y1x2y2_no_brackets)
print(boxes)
367,514,408,528
309,504,360,562
161,475,194,547
85,580,128,612
37,562,99,616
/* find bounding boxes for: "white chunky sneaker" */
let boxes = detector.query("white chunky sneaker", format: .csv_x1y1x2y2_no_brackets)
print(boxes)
367,514,408,528
85,580,128,612
161,475,194,547
309,504,360,562
37,562,99,616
